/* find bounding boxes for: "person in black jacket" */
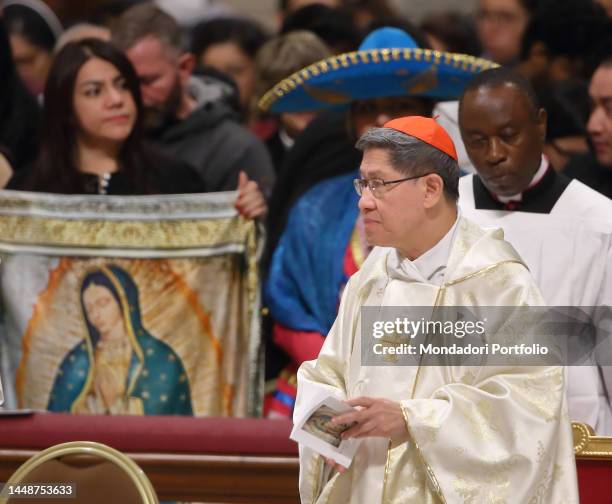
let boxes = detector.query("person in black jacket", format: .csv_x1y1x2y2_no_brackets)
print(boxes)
111,4,275,202
8,38,266,218
0,17,41,174
9,38,201,195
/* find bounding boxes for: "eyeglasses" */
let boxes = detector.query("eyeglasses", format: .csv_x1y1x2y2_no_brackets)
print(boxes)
353,172,434,198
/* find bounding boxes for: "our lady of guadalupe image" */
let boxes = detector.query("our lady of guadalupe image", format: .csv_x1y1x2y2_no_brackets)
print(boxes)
47,265,193,415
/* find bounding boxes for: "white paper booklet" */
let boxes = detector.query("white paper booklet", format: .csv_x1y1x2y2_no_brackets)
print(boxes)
291,395,361,468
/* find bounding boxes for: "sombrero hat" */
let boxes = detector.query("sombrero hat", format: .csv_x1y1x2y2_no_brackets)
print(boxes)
259,27,497,113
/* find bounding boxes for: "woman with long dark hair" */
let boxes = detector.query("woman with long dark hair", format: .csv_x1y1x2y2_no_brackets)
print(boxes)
9,38,267,216
9,38,208,195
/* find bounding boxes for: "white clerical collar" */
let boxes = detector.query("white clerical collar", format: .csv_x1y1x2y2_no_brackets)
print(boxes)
395,213,460,285
496,155,549,203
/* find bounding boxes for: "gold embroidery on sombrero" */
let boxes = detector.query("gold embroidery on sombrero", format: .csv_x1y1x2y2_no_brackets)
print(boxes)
258,49,498,112
401,66,438,95
303,84,352,105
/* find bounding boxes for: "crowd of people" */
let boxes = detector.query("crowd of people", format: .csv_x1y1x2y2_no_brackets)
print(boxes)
1,0,612,432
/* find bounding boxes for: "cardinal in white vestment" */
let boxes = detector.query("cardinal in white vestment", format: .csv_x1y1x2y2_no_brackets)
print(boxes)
457,67,612,434
294,116,578,503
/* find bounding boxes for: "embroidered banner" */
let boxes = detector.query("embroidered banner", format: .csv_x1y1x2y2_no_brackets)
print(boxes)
0,190,261,417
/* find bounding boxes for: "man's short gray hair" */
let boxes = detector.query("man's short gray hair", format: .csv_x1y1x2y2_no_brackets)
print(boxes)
111,3,184,55
355,127,460,201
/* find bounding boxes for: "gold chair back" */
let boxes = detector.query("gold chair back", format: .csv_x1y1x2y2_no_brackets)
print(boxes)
0,441,158,504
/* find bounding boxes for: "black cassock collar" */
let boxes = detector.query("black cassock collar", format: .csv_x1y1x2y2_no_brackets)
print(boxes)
472,167,570,213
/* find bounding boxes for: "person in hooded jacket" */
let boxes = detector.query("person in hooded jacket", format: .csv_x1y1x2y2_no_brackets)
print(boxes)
111,3,275,203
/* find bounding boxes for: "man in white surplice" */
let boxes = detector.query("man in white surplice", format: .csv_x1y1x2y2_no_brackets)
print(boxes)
294,116,578,503
458,67,612,435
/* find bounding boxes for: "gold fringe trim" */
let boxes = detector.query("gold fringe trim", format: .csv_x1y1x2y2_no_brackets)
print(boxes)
0,215,248,250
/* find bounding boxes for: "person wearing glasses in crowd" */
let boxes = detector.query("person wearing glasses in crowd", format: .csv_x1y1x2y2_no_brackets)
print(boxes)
260,26,496,418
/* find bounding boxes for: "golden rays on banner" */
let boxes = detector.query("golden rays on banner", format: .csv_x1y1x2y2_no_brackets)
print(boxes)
0,191,261,417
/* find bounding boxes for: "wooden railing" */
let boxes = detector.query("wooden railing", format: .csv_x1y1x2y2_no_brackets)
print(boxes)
0,413,299,503
1,415,611,503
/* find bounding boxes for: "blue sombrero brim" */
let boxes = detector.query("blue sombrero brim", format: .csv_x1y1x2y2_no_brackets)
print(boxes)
258,48,498,113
